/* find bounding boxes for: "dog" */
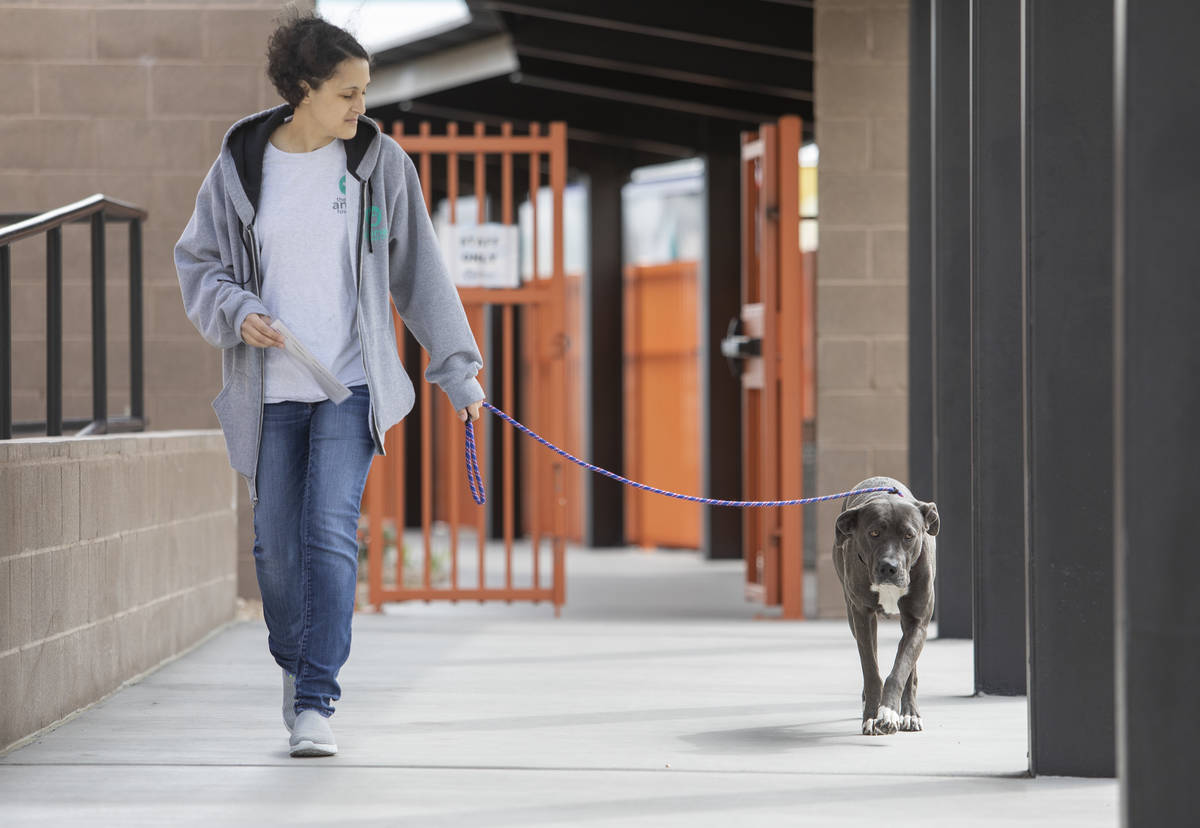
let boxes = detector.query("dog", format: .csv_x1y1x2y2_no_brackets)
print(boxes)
832,476,940,736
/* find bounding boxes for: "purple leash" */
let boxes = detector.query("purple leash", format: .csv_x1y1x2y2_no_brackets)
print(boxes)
464,402,898,508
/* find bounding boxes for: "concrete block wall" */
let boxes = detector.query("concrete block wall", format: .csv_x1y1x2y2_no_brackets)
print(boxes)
814,0,910,617
0,432,237,752
0,0,311,599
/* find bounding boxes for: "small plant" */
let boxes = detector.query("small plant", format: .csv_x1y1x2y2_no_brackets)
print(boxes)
357,516,452,589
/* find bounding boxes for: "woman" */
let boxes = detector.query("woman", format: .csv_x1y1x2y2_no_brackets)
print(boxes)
175,12,485,757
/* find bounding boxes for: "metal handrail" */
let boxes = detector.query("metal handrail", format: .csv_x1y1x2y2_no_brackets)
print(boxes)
1,194,148,439
0,194,148,245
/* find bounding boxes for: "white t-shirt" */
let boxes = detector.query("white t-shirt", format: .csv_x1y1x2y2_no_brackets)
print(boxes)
257,135,367,403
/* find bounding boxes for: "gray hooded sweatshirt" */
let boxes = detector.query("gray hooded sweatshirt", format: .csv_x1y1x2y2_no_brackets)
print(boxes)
175,105,484,503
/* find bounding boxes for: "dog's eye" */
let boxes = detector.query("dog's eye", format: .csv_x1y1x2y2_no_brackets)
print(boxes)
869,530,880,538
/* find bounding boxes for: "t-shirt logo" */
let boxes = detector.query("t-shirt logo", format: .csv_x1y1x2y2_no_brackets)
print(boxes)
365,205,386,245
332,175,347,215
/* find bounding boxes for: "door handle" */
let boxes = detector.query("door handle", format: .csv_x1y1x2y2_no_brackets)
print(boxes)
721,317,762,377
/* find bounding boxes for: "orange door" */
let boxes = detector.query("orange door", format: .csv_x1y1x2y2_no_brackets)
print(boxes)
623,261,702,549
727,116,808,618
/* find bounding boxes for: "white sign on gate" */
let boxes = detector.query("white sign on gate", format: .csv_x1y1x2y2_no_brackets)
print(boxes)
444,223,520,288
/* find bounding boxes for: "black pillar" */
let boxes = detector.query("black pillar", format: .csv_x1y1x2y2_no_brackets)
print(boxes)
1114,0,1200,820
700,150,742,560
908,0,934,505
1021,0,1115,778
931,0,972,638
583,158,627,547
969,0,1025,695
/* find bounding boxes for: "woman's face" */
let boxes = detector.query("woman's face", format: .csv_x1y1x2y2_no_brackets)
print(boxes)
300,57,371,140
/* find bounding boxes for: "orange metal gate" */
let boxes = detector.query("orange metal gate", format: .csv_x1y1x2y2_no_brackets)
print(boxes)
736,115,812,619
361,120,569,614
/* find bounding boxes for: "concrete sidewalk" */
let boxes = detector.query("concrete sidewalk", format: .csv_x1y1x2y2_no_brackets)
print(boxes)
0,547,1116,826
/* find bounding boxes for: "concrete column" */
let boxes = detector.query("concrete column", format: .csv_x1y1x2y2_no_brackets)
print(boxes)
969,0,1025,694
931,0,971,638
813,0,911,617
700,150,742,560
1022,0,1115,778
908,0,933,508
583,159,626,547
1114,0,1200,820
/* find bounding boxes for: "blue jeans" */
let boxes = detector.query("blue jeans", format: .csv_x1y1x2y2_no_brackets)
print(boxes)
252,385,375,718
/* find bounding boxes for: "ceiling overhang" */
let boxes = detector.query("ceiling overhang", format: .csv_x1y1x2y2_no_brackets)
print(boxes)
367,0,814,162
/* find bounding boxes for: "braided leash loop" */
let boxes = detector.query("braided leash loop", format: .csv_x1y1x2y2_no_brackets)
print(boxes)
464,415,486,505
465,401,899,508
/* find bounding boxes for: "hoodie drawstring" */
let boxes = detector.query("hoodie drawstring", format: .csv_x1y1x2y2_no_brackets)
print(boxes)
366,178,374,254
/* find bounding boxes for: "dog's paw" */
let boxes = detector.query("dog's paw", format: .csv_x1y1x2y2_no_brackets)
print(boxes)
874,706,900,734
900,714,923,732
862,706,900,736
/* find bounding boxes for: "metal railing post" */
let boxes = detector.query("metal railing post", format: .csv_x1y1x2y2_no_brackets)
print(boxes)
90,213,107,429
46,227,63,436
1,245,10,439
129,220,144,422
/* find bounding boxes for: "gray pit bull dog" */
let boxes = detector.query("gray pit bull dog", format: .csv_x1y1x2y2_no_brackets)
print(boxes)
832,476,940,736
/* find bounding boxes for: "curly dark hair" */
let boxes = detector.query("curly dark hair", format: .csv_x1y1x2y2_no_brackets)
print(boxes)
266,10,372,108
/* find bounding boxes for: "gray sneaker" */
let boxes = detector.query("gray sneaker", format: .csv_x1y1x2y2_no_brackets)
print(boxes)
282,670,296,732
289,709,337,757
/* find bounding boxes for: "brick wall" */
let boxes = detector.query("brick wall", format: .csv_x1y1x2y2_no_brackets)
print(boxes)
814,0,910,617
0,0,311,599
0,432,238,752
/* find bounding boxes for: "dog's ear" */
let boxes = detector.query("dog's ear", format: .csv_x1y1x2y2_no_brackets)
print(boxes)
835,507,861,546
918,501,940,536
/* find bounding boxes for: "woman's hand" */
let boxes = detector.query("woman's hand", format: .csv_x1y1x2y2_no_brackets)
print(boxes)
241,313,285,349
457,400,484,423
